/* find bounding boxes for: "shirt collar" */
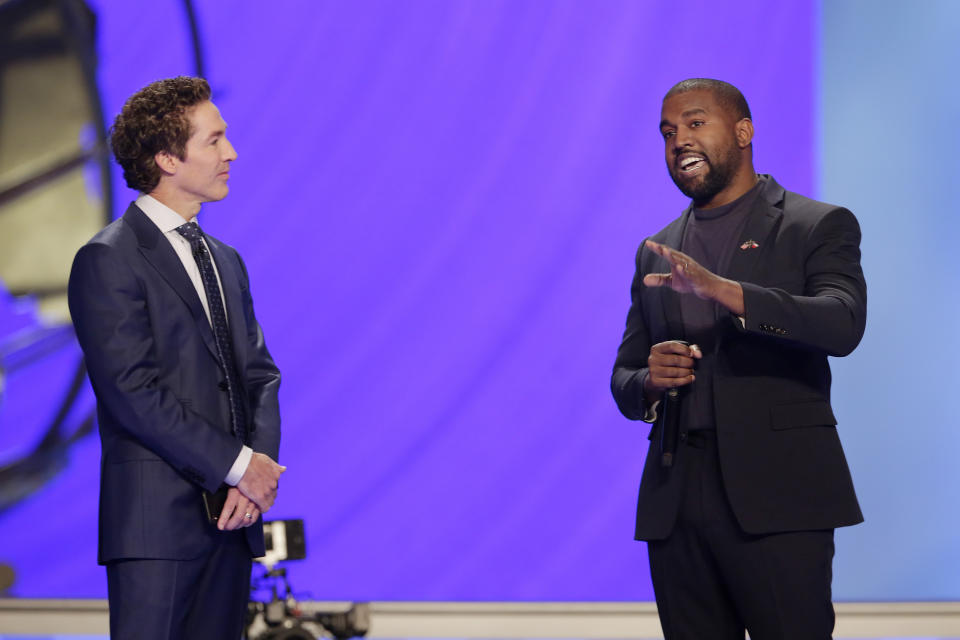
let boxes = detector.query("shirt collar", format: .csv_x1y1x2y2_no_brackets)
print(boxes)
135,194,198,233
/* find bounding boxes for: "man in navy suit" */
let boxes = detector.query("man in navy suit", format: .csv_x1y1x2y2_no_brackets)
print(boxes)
69,77,285,639
612,79,866,639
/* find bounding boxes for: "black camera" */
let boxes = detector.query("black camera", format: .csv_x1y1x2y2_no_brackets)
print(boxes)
246,519,369,640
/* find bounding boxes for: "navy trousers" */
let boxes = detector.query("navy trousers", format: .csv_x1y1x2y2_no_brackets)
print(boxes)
106,530,252,640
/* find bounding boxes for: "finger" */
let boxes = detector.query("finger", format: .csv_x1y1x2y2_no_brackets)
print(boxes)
218,490,242,531
239,484,273,514
650,352,696,367
652,341,697,356
653,342,702,361
238,501,258,528
650,373,696,389
643,273,671,288
651,365,696,380
243,507,261,528
661,246,691,267
645,240,695,272
249,490,272,514
258,493,275,514
227,496,254,531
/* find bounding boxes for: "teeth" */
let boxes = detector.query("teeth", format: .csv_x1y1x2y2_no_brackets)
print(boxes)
680,156,704,169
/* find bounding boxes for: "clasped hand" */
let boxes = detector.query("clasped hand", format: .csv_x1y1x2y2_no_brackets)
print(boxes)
219,452,286,531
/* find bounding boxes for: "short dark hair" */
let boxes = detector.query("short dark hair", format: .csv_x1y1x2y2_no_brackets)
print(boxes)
109,76,212,193
664,78,752,121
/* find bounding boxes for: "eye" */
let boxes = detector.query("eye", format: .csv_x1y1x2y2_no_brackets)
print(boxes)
662,130,675,140
690,120,705,128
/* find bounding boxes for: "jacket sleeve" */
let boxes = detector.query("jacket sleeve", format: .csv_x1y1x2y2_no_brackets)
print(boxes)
68,242,242,493
611,240,657,421
233,250,282,461
738,207,867,356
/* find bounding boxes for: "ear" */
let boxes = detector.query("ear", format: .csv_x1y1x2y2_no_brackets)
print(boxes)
154,150,178,175
735,118,754,149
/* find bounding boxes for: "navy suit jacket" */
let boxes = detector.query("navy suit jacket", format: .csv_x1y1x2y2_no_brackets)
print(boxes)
612,176,866,540
68,203,281,563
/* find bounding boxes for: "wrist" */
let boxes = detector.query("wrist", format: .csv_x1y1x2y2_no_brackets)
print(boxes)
642,373,660,404
711,277,745,316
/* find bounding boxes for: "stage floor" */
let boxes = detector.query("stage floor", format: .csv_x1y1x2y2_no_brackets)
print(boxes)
2,600,960,638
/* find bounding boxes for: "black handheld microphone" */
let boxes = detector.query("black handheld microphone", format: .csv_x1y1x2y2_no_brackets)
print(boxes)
660,386,682,467
659,340,694,468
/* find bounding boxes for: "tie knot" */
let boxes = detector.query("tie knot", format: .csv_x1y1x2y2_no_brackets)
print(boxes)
176,221,204,246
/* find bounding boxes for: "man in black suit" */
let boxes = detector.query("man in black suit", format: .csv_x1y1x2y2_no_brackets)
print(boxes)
611,78,866,639
69,77,285,639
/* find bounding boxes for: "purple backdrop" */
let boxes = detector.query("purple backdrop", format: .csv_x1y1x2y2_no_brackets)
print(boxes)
0,0,814,599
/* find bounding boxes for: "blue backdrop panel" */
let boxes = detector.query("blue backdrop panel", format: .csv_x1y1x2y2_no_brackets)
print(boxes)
0,0,815,599
821,0,960,600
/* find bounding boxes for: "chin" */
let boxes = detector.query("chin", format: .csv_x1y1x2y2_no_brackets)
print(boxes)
207,187,229,202
672,173,707,199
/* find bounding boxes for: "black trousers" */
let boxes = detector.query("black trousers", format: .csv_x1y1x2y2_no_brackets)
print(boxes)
106,530,252,640
648,431,836,640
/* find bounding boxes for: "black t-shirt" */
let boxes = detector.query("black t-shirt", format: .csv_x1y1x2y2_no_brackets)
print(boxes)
678,176,764,430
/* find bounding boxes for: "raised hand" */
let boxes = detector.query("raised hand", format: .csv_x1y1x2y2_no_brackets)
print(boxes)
643,239,744,315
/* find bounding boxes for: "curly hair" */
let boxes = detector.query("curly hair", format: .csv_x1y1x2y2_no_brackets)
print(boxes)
109,76,212,193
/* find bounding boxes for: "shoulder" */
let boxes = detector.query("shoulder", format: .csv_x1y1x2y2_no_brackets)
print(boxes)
765,177,860,236
782,189,845,219
74,217,135,264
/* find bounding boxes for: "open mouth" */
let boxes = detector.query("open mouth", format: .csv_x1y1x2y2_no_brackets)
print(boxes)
678,155,706,173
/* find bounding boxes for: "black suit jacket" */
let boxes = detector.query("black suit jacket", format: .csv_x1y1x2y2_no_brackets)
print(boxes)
68,203,281,563
612,176,865,540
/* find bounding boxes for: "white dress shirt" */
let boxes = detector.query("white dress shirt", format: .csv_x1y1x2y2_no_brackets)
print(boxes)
136,194,252,486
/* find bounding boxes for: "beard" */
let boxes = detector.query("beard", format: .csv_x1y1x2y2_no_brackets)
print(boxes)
668,143,740,205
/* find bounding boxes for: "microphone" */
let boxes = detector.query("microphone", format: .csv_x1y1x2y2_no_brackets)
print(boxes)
659,340,695,468
660,386,682,467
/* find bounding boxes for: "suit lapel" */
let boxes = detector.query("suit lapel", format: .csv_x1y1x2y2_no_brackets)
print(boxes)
725,175,785,283
206,238,248,378
659,209,691,341
123,204,220,362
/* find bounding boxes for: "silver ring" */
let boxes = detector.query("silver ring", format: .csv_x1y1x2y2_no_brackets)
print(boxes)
244,513,252,519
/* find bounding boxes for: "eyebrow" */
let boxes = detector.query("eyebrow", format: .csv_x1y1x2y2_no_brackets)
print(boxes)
660,107,709,130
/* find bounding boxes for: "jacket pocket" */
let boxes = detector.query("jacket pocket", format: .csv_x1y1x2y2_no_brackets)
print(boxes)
770,400,837,430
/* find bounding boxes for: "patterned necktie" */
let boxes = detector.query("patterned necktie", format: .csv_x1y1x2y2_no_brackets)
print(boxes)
176,222,248,443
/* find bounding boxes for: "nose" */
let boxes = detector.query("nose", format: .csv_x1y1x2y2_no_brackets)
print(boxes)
223,136,238,162
673,126,694,152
